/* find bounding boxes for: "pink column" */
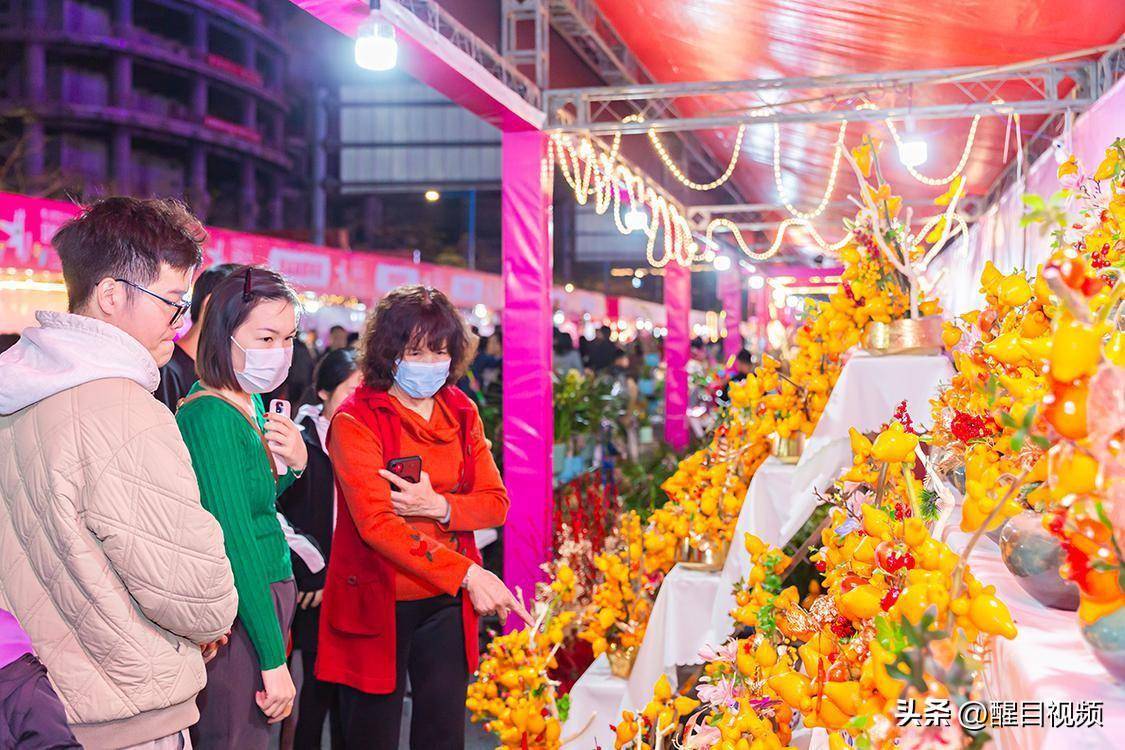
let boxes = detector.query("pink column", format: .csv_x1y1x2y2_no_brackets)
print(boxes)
718,267,743,362
755,285,771,349
663,261,691,450
500,131,554,611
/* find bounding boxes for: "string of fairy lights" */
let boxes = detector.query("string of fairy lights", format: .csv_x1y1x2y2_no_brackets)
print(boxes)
548,100,988,267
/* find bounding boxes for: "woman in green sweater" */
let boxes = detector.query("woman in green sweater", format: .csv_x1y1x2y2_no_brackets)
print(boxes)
176,266,306,748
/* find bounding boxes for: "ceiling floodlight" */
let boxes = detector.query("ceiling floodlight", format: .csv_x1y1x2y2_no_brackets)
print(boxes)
355,4,397,71
898,139,928,168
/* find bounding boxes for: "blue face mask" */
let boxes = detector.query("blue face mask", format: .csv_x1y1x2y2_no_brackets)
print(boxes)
394,358,451,398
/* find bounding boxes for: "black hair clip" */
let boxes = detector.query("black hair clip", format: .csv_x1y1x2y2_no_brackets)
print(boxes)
242,267,253,302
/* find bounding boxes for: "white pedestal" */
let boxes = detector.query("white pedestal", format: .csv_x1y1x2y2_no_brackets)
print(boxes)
781,352,955,543
561,655,625,749
617,565,722,714
706,457,799,643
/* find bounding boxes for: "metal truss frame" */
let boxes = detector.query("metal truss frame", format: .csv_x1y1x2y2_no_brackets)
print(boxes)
544,0,746,202
979,44,1125,209
686,199,949,231
390,0,746,202
394,0,542,110
501,0,551,92
544,54,1116,134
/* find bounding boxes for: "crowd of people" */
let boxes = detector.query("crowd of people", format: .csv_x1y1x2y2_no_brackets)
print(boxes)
0,197,531,750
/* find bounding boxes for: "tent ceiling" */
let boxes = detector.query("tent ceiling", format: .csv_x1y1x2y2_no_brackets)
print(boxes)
592,0,1125,255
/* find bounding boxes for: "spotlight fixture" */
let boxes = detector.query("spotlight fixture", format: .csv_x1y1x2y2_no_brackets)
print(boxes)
748,275,765,290
355,2,398,71
713,255,732,272
424,189,441,202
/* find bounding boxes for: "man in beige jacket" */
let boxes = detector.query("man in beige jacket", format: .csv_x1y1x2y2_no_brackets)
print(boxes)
0,198,239,749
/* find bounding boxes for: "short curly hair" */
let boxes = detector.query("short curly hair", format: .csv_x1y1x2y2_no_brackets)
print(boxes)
358,285,471,392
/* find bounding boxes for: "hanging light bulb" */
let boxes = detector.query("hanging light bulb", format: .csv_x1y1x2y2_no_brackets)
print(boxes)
713,255,732,272
898,139,928,168
631,276,642,289
355,3,398,71
894,114,927,169
623,205,647,232
748,275,765,290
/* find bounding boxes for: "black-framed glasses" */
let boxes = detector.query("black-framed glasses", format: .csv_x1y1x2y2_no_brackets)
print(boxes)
114,279,191,327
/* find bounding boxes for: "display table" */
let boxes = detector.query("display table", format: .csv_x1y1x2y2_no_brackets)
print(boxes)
618,565,722,714
561,655,624,749
707,457,799,643
943,529,1125,748
781,352,954,543
563,353,961,742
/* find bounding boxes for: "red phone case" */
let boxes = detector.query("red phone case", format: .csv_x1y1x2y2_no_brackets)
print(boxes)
386,456,422,485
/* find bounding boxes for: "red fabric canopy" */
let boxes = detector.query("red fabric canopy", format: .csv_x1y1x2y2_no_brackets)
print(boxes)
594,0,1125,250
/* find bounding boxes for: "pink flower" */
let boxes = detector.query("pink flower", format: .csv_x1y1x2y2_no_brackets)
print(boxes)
697,640,738,664
682,724,721,750
1058,169,1084,192
696,675,740,710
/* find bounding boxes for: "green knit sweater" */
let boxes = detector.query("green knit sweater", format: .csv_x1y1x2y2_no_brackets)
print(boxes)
176,383,296,670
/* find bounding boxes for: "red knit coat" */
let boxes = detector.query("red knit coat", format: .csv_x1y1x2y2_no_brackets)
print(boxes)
315,385,505,694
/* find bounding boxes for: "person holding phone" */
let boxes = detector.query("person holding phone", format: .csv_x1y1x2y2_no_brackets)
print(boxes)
320,285,530,750
277,348,361,748
176,266,306,749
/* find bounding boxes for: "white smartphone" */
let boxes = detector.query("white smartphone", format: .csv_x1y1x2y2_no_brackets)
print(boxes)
267,399,291,474
269,399,291,419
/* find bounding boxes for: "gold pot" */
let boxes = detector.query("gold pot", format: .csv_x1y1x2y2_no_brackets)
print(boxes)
770,432,805,464
863,315,944,356
678,536,729,572
607,644,638,678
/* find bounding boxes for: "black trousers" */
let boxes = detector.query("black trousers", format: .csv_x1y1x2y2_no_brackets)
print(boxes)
0,655,81,750
293,644,343,749
337,594,468,750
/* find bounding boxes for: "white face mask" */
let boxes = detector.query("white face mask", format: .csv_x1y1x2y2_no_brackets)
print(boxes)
231,337,293,394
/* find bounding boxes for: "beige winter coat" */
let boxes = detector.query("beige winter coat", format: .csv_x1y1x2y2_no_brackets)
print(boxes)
0,311,238,749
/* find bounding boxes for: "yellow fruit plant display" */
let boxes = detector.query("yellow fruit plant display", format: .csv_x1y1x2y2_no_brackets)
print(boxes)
617,409,1019,749
576,512,652,659
468,563,580,749
931,141,1123,636
1030,143,1125,666
762,415,1016,747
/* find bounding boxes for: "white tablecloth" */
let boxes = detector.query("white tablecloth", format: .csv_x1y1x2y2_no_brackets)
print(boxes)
706,457,799,644
781,352,955,543
561,655,625,749
618,565,722,714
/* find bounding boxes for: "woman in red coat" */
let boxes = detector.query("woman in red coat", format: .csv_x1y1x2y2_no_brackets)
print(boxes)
317,285,530,750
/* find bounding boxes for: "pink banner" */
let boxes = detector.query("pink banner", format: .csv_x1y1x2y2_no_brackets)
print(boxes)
0,191,503,310
718,268,742,361
663,261,690,450
500,132,554,617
